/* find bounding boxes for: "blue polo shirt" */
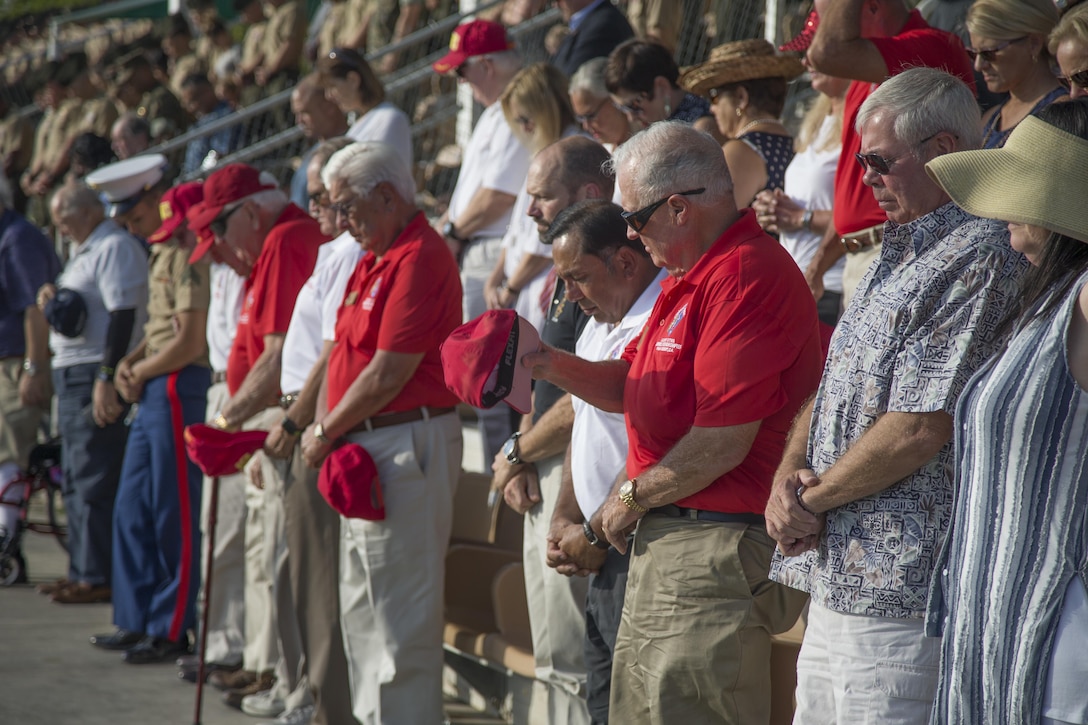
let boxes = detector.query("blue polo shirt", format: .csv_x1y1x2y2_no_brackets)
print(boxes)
0,208,61,357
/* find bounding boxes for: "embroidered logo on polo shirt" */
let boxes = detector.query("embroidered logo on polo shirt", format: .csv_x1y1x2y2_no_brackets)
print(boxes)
667,304,687,334
655,338,682,353
363,276,382,311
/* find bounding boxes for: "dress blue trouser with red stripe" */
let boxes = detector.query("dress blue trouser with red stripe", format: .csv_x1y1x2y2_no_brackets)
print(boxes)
111,365,210,642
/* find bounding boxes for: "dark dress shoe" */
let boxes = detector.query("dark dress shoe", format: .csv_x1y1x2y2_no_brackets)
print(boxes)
178,659,242,683
52,583,111,604
36,578,69,595
90,629,143,650
122,636,190,665
222,670,275,709
210,668,258,691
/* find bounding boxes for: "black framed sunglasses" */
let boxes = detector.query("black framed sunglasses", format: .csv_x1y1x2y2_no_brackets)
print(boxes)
621,188,706,232
1059,67,1088,90
210,201,243,238
854,132,946,175
965,36,1027,64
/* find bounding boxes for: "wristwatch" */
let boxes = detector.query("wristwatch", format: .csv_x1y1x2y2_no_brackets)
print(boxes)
583,521,609,550
212,413,235,432
313,422,331,444
619,478,648,513
22,359,39,377
442,221,466,243
281,415,303,436
503,432,523,465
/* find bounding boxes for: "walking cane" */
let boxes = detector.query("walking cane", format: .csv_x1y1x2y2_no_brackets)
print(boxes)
193,475,220,725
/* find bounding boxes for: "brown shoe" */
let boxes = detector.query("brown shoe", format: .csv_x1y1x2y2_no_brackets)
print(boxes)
51,583,111,604
222,671,275,710
209,668,257,692
36,578,69,595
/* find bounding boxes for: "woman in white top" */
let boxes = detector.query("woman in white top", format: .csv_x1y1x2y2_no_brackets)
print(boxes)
484,62,581,332
753,55,850,326
320,48,412,168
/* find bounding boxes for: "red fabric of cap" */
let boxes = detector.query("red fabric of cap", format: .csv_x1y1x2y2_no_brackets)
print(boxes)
186,163,274,232
432,20,513,74
440,309,539,414
318,442,384,520
779,10,819,52
148,181,204,244
184,423,268,477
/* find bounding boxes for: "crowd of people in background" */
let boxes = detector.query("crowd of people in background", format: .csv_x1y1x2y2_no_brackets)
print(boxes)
3,0,1088,724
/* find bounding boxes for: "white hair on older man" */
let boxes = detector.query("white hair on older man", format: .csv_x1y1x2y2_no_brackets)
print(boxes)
856,67,983,151
607,120,734,208
322,141,416,204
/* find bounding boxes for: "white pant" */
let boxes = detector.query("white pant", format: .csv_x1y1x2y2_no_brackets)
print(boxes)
339,412,462,725
198,382,247,665
524,454,590,725
794,602,939,725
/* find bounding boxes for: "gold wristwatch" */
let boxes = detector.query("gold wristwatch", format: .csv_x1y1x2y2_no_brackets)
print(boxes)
619,478,648,513
313,422,331,444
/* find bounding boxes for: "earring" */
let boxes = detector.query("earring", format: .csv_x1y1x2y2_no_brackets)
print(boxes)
736,108,742,117
664,99,671,117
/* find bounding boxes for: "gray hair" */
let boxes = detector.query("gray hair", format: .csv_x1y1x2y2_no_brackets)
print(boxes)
322,141,416,203
569,57,609,98
485,49,523,77
310,136,354,173
856,67,982,150
0,173,12,209
53,181,104,220
607,121,733,206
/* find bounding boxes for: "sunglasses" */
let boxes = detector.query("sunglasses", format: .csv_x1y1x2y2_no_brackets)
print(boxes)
575,98,611,125
210,201,243,238
621,188,705,232
854,132,945,175
1059,67,1088,90
615,92,649,116
965,36,1027,64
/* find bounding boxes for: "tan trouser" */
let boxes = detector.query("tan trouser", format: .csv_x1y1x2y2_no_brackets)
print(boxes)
0,357,44,469
524,454,590,725
609,514,808,724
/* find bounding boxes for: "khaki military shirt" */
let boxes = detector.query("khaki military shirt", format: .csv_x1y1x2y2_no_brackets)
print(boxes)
42,98,83,170
170,53,208,96
262,1,305,72
140,85,191,140
317,1,346,60
76,96,121,138
0,111,34,178
144,240,211,366
240,20,267,72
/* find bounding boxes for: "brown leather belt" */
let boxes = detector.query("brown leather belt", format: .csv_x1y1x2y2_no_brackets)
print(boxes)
840,224,884,254
211,371,227,384
279,391,300,410
348,406,456,434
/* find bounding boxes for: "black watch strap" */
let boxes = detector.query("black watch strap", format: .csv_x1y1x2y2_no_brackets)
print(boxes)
281,415,303,436
583,521,609,550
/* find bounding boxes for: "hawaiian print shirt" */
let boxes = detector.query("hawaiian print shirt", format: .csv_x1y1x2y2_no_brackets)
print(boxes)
769,202,1027,619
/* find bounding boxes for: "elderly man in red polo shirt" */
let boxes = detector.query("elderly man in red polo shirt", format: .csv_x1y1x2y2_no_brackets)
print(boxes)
524,121,823,723
300,141,462,725
186,164,328,706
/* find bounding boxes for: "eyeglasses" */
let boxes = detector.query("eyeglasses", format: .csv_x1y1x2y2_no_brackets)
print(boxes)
621,188,706,232
854,132,946,175
575,98,610,125
965,36,1027,64
328,196,358,220
615,92,649,116
308,190,329,209
210,201,243,238
1059,67,1088,90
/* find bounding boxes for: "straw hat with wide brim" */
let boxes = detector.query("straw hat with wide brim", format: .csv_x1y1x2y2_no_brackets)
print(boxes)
926,115,1088,244
679,39,804,97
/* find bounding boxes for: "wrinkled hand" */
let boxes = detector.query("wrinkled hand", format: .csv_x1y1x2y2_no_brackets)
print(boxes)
600,496,642,554
19,368,50,408
245,451,264,489
752,190,779,233
264,420,297,460
301,425,334,469
484,282,504,311
554,522,606,577
92,379,125,427
36,283,56,311
765,468,825,557
114,358,144,404
491,449,525,492
503,466,540,514
519,344,557,381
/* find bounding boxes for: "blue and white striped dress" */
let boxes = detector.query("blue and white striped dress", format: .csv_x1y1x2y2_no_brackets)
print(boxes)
927,271,1088,724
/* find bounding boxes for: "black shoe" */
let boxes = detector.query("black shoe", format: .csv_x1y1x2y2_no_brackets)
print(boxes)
90,629,143,650
178,658,242,683
122,635,190,665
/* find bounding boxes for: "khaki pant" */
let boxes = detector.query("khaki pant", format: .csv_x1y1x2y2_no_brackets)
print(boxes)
610,514,808,724
0,357,43,469
842,242,882,310
524,454,590,725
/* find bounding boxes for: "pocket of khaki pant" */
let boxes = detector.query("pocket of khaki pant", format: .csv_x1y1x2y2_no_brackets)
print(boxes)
874,660,939,701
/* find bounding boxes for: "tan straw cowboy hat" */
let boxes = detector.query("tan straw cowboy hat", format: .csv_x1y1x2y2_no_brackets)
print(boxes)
679,39,804,97
926,115,1088,244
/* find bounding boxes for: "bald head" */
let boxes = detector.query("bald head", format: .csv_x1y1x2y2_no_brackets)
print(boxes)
539,136,614,198
292,73,348,141
51,181,105,241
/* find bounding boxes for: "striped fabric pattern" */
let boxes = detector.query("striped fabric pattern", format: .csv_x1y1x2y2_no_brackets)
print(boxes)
927,271,1088,724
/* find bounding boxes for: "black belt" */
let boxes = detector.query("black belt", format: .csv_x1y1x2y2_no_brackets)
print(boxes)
649,504,765,526
348,406,456,433
212,371,227,384
279,391,300,409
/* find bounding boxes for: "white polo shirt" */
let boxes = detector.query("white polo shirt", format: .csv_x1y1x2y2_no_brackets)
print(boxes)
570,268,665,519
207,262,247,374
447,102,531,240
346,101,413,170
51,219,148,369
280,231,361,393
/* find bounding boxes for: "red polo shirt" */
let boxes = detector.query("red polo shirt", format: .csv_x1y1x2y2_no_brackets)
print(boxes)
834,10,975,235
226,204,328,394
327,213,462,412
622,210,824,514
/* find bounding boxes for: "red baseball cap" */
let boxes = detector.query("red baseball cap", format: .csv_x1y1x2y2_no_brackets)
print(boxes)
433,20,514,74
780,10,819,53
148,181,209,245
184,423,269,477
187,163,274,233
318,442,384,520
440,309,540,415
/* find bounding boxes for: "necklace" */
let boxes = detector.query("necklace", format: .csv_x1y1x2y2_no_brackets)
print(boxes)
735,117,783,137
